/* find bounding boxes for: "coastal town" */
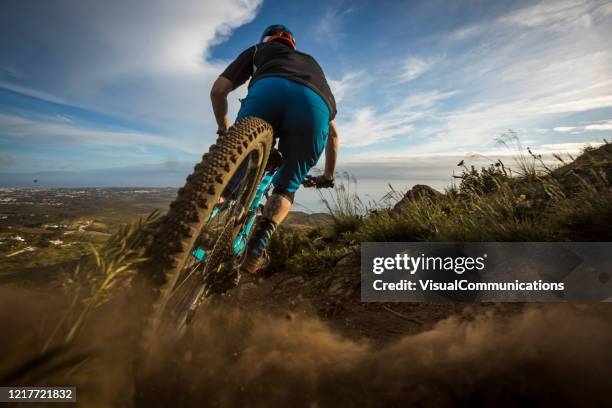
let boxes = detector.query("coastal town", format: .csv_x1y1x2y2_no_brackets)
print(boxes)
0,188,176,279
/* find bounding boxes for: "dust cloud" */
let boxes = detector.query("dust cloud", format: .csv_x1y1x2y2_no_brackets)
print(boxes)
2,286,612,406
143,303,612,406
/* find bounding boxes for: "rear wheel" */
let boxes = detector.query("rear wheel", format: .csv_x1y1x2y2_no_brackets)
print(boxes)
140,116,273,349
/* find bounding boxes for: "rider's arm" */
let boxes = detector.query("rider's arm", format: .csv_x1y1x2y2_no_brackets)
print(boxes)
211,46,256,134
210,76,233,133
324,121,339,180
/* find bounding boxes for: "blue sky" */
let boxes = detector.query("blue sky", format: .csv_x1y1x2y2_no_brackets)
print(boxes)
1,0,611,208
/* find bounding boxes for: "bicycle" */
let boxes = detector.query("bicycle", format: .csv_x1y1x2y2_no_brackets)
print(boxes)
139,116,324,349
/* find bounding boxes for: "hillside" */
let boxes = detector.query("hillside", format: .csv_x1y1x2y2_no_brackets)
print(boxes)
283,211,332,229
227,142,612,341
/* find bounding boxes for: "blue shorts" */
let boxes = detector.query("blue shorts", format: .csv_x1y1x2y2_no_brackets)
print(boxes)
236,76,330,194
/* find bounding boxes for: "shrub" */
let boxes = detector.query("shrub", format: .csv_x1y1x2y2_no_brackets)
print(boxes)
266,229,310,275
457,161,510,196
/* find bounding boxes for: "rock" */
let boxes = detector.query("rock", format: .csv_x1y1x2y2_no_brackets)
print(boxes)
392,184,443,212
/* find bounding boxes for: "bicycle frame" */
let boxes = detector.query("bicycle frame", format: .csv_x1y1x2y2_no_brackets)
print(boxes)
191,169,276,263
232,170,276,255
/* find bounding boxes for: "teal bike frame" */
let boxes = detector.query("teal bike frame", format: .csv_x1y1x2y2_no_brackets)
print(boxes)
191,170,276,263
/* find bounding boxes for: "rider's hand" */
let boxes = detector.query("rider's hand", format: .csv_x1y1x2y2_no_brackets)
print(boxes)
302,175,335,188
216,127,229,137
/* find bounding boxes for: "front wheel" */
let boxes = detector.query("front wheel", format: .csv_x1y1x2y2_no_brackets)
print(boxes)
139,116,273,350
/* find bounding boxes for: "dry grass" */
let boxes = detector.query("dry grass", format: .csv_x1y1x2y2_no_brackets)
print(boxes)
359,139,612,243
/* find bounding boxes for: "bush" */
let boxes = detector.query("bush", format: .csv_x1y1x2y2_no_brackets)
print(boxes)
457,161,510,196
266,229,310,275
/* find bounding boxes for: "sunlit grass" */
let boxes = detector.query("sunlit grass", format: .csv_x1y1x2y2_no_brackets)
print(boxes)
316,172,365,239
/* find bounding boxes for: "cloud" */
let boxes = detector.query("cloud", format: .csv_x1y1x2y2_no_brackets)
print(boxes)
331,0,612,163
0,112,195,153
584,119,612,131
338,107,415,148
313,2,354,46
538,141,604,151
548,119,612,133
398,56,439,83
328,72,363,103
403,0,612,155
500,0,595,29
450,0,611,39
0,0,262,135
553,126,578,133
0,80,65,105
336,90,455,148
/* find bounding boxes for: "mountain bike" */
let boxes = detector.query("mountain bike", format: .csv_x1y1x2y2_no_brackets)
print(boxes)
139,116,317,347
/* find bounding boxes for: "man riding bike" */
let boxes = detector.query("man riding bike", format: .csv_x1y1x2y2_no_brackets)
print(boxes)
210,24,339,275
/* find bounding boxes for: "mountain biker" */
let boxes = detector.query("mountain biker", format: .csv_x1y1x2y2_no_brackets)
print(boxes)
210,24,339,274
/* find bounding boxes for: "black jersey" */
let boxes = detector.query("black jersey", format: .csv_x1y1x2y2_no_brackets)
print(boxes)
220,41,337,119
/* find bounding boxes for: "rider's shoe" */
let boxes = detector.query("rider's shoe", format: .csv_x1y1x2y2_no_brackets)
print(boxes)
240,249,270,274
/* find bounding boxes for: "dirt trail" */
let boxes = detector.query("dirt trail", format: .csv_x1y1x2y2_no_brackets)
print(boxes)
221,258,523,346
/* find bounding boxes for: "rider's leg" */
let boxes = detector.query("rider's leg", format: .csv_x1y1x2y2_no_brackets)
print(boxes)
263,193,292,224
241,193,291,269
241,78,330,273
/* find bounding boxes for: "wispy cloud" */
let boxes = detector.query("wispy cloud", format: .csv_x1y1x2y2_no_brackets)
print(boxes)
398,56,440,83
585,120,612,131
332,0,612,171
313,2,354,46
341,139,604,164
499,0,600,29
450,0,612,39
338,90,455,148
342,0,612,159
0,112,195,153
553,126,578,133
549,119,612,133
539,141,604,151
0,80,65,105
339,107,415,147
328,71,363,103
